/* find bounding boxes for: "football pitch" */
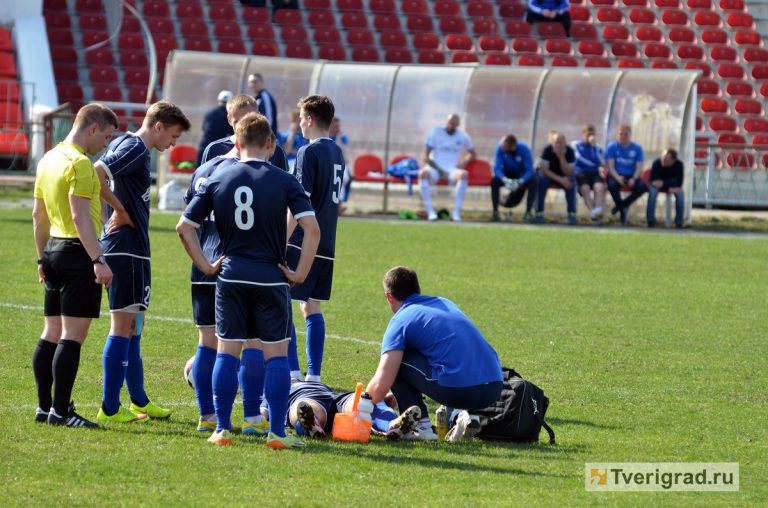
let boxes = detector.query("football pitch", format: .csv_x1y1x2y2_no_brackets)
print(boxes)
1,205,766,506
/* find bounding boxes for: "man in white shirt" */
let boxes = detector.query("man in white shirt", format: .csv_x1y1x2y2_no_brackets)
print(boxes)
419,114,476,222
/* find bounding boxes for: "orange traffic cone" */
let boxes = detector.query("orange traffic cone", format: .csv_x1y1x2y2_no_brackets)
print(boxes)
331,382,371,443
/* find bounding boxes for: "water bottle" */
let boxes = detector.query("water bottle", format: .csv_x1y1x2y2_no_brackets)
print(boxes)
435,405,448,441
357,392,373,426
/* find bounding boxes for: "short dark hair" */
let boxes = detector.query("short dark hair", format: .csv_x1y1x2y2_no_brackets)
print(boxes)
502,134,517,146
144,101,191,131
235,112,271,150
383,266,421,301
74,103,118,131
298,95,335,130
665,148,678,160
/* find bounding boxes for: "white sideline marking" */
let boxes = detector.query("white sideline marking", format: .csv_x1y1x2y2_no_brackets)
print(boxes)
1,401,203,411
0,302,380,347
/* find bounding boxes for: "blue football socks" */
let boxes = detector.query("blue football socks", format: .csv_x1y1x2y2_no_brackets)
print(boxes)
212,353,239,432
193,345,216,416
102,335,130,415
287,324,301,374
264,356,290,437
305,314,325,378
126,335,149,407
239,348,266,419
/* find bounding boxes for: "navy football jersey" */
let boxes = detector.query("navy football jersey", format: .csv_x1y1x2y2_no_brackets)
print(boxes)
183,159,314,284
183,156,237,284
201,135,289,171
288,137,345,259
98,133,152,257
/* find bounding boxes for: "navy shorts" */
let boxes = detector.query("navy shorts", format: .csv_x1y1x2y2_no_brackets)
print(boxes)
215,280,292,343
42,238,102,318
575,172,605,189
105,254,151,311
191,283,216,327
286,245,334,302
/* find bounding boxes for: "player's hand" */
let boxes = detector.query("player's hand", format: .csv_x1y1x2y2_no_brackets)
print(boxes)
38,264,45,284
561,177,573,190
278,263,305,287
652,180,663,189
94,263,113,288
356,396,374,417
107,209,136,233
627,177,636,187
204,256,224,277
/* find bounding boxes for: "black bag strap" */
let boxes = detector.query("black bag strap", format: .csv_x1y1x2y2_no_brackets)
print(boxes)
542,420,556,445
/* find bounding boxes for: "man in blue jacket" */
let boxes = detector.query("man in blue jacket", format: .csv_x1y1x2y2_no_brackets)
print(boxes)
490,135,538,222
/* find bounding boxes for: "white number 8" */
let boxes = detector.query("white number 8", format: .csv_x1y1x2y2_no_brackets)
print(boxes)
234,186,254,230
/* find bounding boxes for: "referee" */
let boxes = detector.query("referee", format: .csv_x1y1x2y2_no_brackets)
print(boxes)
32,103,117,427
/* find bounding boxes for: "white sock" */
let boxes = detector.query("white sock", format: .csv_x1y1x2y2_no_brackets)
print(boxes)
290,370,303,381
420,179,435,215
305,374,321,382
454,179,468,215
417,417,432,429
244,415,263,424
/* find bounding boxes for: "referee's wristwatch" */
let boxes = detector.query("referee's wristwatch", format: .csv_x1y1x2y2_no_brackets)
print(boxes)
92,255,107,265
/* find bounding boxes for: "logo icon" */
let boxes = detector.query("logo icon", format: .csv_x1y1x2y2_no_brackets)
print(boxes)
590,468,608,485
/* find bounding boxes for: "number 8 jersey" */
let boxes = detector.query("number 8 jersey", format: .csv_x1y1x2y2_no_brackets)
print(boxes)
289,138,345,261
183,158,315,285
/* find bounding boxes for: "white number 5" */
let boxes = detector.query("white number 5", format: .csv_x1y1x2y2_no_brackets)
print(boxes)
332,164,343,204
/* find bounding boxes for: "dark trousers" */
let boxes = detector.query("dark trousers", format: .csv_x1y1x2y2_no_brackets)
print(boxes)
525,10,572,37
607,175,647,211
536,174,576,213
390,349,503,418
490,174,538,213
647,186,684,226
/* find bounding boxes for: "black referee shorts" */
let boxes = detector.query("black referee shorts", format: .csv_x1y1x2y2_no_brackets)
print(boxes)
42,238,102,318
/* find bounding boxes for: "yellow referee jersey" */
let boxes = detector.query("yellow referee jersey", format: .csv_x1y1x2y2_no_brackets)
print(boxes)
33,142,102,238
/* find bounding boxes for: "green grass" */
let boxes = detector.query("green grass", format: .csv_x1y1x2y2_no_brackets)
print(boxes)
1,206,766,506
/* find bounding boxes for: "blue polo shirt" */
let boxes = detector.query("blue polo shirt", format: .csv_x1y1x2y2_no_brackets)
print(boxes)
493,141,534,182
605,141,644,177
381,294,503,388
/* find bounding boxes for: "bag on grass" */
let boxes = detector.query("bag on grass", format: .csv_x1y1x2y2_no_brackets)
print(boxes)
474,367,556,444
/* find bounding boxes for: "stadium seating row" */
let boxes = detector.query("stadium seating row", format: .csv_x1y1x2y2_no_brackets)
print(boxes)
0,27,29,160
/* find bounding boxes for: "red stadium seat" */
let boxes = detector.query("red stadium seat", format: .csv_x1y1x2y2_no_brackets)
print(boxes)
694,11,721,28
505,21,532,38
118,32,145,50
762,84,768,98
570,6,591,22
45,12,71,30
280,26,309,43
744,49,768,64
79,14,107,31
518,54,544,66
374,14,401,31
147,18,174,35
585,56,613,67
484,52,512,65
710,46,739,62
717,63,746,80
285,42,313,59
120,50,148,68
217,39,246,54
536,22,567,38
623,0,649,5
545,39,572,55
81,31,109,47
686,0,712,8
351,46,380,62
478,36,507,52
499,3,525,19
654,0,680,6
754,134,768,144
578,40,605,56
119,12,141,33
726,13,754,29
44,0,67,10
168,144,198,173
184,38,212,52
340,12,368,28
733,30,762,47
753,65,768,81
318,44,346,61
720,0,745,10
142,0,170,18
611,42,638,58
304,0,331,7
571,23,598,40
0,81,19,102
685,62,712,77
401,0,428,14
208,4,236,20
93,86,123,102
251,41,279,57
384,48,413,63
412,32,440,49
434,0,460,17
618,58,645,68
652,60,678,68
644,43,672,60
124,67,150,86
418,49,446,64
406,14,433,32
725,81,754,97
346,28,374,46
439,17,468,34
89,66,118,84
445,34,473,51
248,24,276,41
628,8,656,24
660,10,688,26
379,30,407,48
467,1,494,18
176,1,203,19
635,26,663,42
75,0,103,12
451,51,479,64
308,10,337,28
353,153,385,182
369,0,396,12
700,97,729,114
51,47,78,64
275,9,303,25
677,45,704,61
718,133,746,144
603,25,630,42
466,159,492,186
56,83,84,103
552,55,579,66
512,38,540,54
596,7,623,23
472,18,498,36
701,29,728,45
744,119,768,133
47,29,74,46
734,99,762,115
214,21,243,39
242,7,270,23
709,115,738,132
181,20,209,38
314,27,341,44
697,78,721,96
667,27,695,44
591,0,617,5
